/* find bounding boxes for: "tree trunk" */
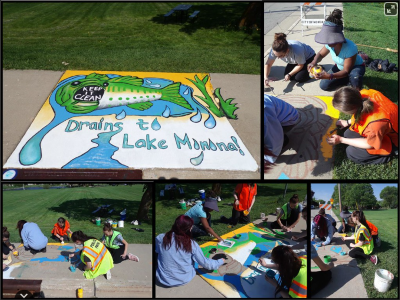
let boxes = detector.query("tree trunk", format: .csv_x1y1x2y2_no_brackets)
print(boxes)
211,183,222,196
136,184,153,222
239,2,262,29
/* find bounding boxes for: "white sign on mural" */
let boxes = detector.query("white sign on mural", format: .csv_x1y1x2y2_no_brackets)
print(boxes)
4,71,258,171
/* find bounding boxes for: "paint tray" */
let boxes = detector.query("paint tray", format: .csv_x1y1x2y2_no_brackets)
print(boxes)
218,240,235,248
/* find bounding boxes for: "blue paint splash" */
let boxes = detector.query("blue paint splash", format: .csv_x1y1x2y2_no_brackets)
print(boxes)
57,246,74,250
278,172,290,180
31,255,69,263
151,118,161,131
190,108,202,123
190,151,204,166
204,113,216,129
63,128,128,169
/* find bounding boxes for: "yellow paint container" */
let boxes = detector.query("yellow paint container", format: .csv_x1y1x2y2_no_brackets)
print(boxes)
77,288,83,298
243,210,249,216
13,251,19,256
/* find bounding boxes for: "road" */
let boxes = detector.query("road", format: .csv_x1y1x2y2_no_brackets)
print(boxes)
264,2,301,35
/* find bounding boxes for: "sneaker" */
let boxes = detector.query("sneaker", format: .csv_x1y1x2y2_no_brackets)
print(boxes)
370,255,378,265
105,270,111,280
128,253,139,262
41,247,47,253
217,196,221,202
376,237,381,247
131,220,139,226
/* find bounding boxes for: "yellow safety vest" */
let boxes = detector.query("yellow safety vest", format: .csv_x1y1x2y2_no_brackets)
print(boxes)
104,230,121,250
81,239,114,279
354,224,374,255
281,203,299,220
289,256,307,298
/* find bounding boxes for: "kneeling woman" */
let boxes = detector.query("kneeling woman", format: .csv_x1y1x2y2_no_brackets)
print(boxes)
156,215,225,287
259,245,307,298
328,87,398,164
69,231,114,279
341,211,377,265
102,223,139,264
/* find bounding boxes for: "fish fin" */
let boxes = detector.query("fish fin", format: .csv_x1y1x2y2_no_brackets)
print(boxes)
109,76,143,86
161,83,192,110
127,102,153,111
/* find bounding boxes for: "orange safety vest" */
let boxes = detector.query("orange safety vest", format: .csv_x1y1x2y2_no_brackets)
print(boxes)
350,89,398,155
51,220,70,236
366,220,378,236
234,184,257,211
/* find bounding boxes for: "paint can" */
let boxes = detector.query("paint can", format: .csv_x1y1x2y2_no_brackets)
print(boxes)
95,217,101,226
13,251,19,256
77,288,83,298
209,248,217,254
198,189,206,199
179,200,186,210
118,220,124,228
374,269,394,293
260,213,265,220
323,255,331,263
112,222,118,228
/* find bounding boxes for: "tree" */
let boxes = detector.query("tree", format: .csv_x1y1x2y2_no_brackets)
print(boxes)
331,184,376,209
211,183,222,196
136,184,153,222
239,2,261,31
380,186,398,209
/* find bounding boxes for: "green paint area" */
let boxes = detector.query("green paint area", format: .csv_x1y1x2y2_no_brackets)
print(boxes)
251,248,261,255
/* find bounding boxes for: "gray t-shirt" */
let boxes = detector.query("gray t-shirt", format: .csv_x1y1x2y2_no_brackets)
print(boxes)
268,40,315,65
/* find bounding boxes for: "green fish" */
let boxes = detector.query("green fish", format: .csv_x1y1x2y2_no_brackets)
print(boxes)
55,73,192,114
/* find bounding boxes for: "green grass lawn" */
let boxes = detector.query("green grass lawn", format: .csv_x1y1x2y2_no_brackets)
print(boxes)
2,2,260,74
333,3,398,179
155,183,307,243
333,208,398,298
2,185,152,244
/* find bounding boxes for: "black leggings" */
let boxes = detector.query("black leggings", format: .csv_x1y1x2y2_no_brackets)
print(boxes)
284,54,316,83
230,208,251,226
349,247,370,260
106,244,128,264
309,270,332,297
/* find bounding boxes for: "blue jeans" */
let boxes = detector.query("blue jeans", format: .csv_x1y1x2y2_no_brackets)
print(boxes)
191,215,212,238
320,64,365,91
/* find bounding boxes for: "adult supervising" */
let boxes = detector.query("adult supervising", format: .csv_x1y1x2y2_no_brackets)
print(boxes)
265,33,316,84
308,9,365,91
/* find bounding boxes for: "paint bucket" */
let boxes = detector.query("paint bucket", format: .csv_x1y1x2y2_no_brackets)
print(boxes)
112,222,117,228
13,251,18,256
118,220,124,228
198,189,205,199
96,217,101,226
323,255,331,263
179,200,186,210
374,269,394,293
120,214,127,221
107,220,113,225
209,248,217,254
261,213,265,220
77,288,83,298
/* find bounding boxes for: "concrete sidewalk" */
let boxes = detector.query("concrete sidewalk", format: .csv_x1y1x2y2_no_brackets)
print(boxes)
264,2,343,96
3,243,152,298
2,70,260,180
310,208,368,298
155,216,307,298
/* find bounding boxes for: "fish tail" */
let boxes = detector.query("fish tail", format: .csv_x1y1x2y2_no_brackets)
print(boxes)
161,83,192,110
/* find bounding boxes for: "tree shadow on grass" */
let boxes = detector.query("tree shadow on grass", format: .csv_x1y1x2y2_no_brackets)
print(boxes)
150,2,260,45
47,198,152,225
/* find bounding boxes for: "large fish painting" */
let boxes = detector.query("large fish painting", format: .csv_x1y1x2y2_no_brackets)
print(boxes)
3,71,258,172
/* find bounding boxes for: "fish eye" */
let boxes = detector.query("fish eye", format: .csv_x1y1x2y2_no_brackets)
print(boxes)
103,82,109,87
71,81,80,86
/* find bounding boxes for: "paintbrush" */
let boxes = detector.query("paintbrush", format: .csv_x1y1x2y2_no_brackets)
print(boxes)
265,83,276,95
329,127,341,134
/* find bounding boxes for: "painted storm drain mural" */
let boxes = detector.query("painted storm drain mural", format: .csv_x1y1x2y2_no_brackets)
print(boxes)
4,71,258,171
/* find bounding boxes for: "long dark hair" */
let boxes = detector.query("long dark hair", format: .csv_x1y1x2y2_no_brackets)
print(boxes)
332,87,374,123
272,33,289,53
57,217,66,228
3,227,10,239
271,245,303,297
163,215,194,253
352,210,371,236
16,220,27,238
71,231,98,243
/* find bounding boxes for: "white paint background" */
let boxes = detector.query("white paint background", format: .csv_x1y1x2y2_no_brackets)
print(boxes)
4,114,258,171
